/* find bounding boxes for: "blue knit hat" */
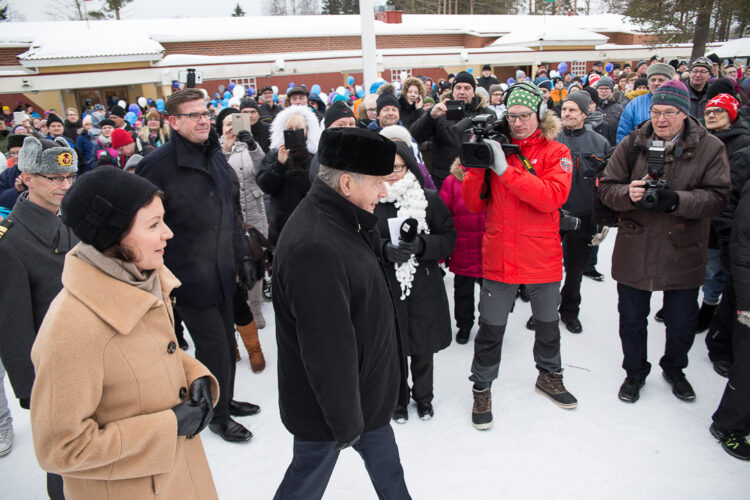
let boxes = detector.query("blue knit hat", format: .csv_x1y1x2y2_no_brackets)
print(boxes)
650,79,690,116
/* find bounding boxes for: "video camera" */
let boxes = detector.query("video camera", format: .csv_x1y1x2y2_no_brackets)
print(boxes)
458,114,520,169
640,140,673,209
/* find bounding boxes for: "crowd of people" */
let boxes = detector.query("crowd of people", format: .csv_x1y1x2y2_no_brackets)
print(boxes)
1,52,749,498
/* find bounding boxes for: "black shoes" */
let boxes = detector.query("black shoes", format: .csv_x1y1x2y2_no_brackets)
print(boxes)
654,308,664,322
525,316,535,331
456,327,470,344
618,377,645,403
392,405,408,424
472,387,493,430
560,315,583,334
517,285,530,302
209,418,253,442
417,403,434,420
713,360,731,378
582,269,605,281
695,302,717,333
662,371,696,401
710,424,750,461
228,399,261,417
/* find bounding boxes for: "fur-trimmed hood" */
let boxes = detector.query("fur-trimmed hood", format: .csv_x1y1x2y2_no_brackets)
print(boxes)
402,77,426,97
269,105,322,154
538,112,563,141
449,158,466,181
376,82,397,96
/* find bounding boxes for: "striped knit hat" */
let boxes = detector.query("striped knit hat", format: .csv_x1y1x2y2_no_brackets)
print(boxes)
650,79,690,116
706,93,739,123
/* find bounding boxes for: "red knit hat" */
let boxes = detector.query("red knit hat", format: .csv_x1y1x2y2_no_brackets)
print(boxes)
111,128,134,150
706,93,739,123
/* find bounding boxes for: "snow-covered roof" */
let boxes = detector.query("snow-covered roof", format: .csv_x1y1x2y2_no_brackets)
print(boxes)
18,34,163,63
491,27,609,47
707,37,750,58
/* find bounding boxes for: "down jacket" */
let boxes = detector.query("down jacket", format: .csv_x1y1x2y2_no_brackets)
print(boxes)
222,139,268,236
439,160,485,278
30,249,220,500
599,116,730,291
462,112,572,284
616,92,652,143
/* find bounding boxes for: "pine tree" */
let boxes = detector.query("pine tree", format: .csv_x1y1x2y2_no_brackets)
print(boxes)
340,0,358,14
322,0,343,14
232,3,246,16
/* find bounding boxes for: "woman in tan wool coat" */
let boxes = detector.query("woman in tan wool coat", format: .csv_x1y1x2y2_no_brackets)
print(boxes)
30,167,220,500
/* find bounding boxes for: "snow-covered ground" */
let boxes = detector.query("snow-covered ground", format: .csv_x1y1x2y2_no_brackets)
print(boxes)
2,233,748,499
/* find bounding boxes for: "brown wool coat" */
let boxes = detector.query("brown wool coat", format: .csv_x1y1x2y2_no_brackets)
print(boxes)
599,116,730,291
30,249,220,500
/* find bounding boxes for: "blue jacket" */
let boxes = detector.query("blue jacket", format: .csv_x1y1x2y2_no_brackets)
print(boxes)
616,93,651,144
0,166,21,210
76,130,97,171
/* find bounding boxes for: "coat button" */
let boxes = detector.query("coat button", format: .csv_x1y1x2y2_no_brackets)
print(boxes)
167,341,176,354
179,387,188,399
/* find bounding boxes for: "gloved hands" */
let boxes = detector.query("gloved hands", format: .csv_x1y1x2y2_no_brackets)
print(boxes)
172,399,208,437
486,139,508,177
635,188,679,213
335,435,360,451
398,236,424,257
236,130,257,150
738,311,750,328
590,224,609,246
189,376,214,436
238,257,258,291
384,242,411,264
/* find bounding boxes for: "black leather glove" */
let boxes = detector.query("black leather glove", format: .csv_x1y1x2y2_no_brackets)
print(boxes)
236,130,257,150
335,435,360,451
238,258,258,291
190,376,214,436
383,242,411,264
19,397,30,410
172,399,207,437
636,189,679,213
398,236,424,257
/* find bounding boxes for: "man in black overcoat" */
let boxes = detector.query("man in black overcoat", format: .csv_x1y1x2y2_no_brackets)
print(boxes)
273,127,411,499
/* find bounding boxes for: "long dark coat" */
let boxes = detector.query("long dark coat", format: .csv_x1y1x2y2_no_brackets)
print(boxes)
273,179,400,442
375,171,456,356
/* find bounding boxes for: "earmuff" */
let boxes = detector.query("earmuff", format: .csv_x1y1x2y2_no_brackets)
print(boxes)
502,81,548,121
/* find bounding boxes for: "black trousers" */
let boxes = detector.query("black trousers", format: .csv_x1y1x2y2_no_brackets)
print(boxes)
560,218,594,319
233,285,254,326
397,354,433,407
47,472,64,500
707,248,735,364
712,320,750,434
176,300,236,423
617,283,698,379
453,274,482,329
274,424,411,500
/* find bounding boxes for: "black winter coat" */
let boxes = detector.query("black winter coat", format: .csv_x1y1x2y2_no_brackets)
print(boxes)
713,145,750,247
730,180,750,310
598,99,623,145
558,127,611,217
375,186,456,356
136,129,242,308
273,179,400,442
397,94,424,130
257,149,314,245
251,119,271,153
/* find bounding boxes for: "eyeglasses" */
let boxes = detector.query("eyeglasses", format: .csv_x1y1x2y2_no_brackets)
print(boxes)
691,69,709,75
36,173,77,185
392,163,407,173
176,112,211,122
506,112,534,123
366,108,377,113
650,110,681,120
704,108,727,117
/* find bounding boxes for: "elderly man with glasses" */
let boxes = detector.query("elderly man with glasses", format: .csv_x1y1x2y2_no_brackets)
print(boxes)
599,79,730,404
684,57,713,118
0,136,79,499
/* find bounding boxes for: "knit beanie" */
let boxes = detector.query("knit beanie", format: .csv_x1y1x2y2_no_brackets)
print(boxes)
584,86,600,106
109,105,126,118
62,166,160,252
563,90,591,114
423,96,435,105
324,101,355,128
111,128,134,150
515,69,526,81
635,60,648,72
240,97,259,111
634,78,649,90
567,81,583,92
706,78,737,101
99,119,116,129
690,57,712,71
536,79,553,91
646,63,675,80
506,84,543,111
588,74,601,87
452,71,476,90
596,76,615,89
376,92,400,115
379,124,413,144
650,79,690,115
46,114,63,127
318,127,395,176
706,93,739,123
18,136,78,175
488,84,504,96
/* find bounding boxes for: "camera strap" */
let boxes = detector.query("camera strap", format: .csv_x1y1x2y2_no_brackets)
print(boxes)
515,152,536,176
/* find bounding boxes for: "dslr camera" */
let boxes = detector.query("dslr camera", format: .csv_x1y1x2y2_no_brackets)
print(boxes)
640,140,672,209
459,114,520,169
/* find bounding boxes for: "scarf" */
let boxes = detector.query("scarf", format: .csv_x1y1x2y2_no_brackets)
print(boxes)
76,242,163,302
380,170,429,300
98,135,112,146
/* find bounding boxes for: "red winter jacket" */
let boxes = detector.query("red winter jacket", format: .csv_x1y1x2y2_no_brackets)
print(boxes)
462,114,572,284
440,161,485,278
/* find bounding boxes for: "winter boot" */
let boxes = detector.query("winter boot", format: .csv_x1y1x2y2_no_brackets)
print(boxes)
695,302,717,333
417,402,434,420
535,372,578,409
710,424,750,460
249,282,266,329
392,405,408,424
456,327,470,344
237,321,266,373
472,387,493,430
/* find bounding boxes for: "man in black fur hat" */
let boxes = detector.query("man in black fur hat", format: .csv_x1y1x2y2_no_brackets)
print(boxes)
273,127,410,499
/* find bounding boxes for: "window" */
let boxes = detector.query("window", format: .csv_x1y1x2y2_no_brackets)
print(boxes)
229,76,258,91
570,61,587,76
389,68,412,83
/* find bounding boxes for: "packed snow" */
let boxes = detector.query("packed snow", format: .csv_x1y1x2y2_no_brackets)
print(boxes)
1,233,748,499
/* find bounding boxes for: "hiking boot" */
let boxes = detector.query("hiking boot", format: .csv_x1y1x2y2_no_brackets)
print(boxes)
525,316,535,331
582,269,605,281
535,372,578,409
417,403,434,420
618,377,645,403
0,427,13,458
560,315,583,334
654,308,664,322
713,360,731,378
472,387,493,430
456,327,470,344
710,424,750,461
695,302,717,333
392,405,408,424
662,371,696,401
